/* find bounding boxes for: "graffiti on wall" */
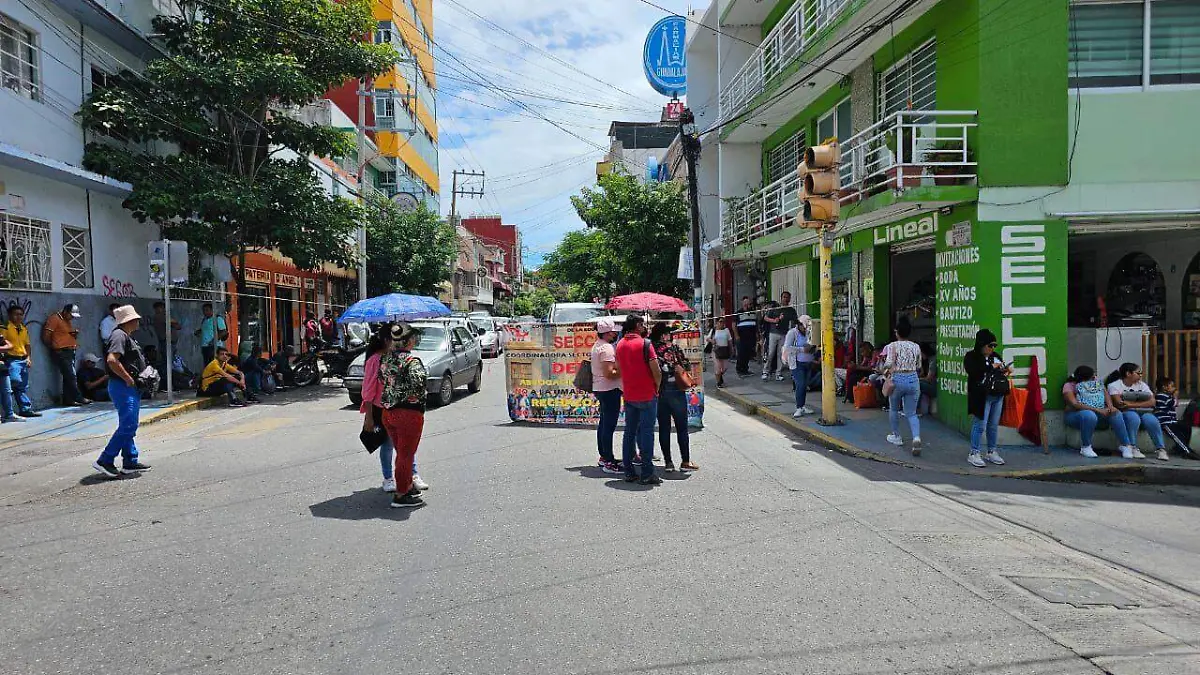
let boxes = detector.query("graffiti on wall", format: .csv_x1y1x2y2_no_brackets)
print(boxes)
102,275,138,298
1,296,34,317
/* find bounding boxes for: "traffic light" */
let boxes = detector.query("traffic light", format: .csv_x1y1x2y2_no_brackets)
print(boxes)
800,140,840,228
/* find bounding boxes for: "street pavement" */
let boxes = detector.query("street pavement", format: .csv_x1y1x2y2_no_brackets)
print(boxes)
1,359,1198,674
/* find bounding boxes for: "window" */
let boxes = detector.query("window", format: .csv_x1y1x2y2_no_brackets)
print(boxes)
817,97,852,144
767,129,806,182
1070,0,1200,88
0,12,39,101
62,225,93,288
377,171,397,190
0,214,52,290
374,91,395,120
375,21,393,45
878,39,937,119
89,65,112,93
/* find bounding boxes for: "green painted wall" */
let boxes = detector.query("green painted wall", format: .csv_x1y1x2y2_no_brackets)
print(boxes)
976,0,1068,187
762,0,800,38
1068,89,1200,184
761,82,850,181
872,0,981,112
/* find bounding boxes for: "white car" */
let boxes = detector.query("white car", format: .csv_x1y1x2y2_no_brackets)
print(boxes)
471,317,505,358
547,302,610,324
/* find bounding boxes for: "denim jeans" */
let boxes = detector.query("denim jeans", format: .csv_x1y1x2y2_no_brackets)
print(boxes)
970,395,1005,453
52,349,83,403
595,388,622,463
1122,410,1165,449
1064,409,1126,447
792,362,813,409
0,363,14,419
888,372,921,439
98,378,140,466
622,398,657,478
7,359,33,413
657,389,690,465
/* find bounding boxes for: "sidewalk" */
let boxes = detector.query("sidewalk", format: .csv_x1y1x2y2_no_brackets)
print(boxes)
0,394,218,450
706,369,1200,486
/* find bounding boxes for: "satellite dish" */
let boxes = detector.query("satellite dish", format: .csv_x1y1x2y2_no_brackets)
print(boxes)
392,192,420,212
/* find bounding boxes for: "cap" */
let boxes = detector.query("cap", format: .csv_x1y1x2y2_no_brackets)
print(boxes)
65,303,81,318
82,353,101,363
595,317,618,334
112,305,142,325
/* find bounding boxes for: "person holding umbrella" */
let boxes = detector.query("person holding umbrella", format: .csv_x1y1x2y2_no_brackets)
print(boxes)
379,323,430,508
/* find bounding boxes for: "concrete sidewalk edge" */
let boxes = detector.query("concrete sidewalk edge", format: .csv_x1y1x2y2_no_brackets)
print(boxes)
141,396,220,426
708,385,1200,487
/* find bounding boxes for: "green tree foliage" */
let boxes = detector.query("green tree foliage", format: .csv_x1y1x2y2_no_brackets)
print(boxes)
363,198,456,297
547,171,689,299
513,288,555,319
78,0,395,285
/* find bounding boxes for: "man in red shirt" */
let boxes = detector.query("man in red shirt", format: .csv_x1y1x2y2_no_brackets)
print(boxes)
614,315,662,485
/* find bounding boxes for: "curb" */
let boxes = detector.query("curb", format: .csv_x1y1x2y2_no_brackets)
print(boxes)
708,385,1200,486
141,396,221,426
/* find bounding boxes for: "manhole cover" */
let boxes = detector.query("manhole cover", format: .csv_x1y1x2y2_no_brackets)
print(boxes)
1006,576,1140,609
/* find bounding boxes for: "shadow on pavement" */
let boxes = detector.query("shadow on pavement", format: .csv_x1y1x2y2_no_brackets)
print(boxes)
309,489,421,521
564,465,612,480
78,472,143,486
659,471,693,481
604,479,653,491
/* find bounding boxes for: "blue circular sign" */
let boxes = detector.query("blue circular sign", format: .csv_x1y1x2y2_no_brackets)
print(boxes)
643,16,687,97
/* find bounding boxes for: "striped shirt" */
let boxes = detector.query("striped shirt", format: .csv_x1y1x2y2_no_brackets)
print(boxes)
1154,393,1178,425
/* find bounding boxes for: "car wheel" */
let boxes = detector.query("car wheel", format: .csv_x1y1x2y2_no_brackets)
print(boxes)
468,364,482,393
437,373,454,406
349,392,363,406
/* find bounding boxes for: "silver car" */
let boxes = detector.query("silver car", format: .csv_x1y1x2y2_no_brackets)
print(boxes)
344,322,483,407
471,317,505,358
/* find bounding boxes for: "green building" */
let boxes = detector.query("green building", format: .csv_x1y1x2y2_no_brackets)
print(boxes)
685,0,1200,439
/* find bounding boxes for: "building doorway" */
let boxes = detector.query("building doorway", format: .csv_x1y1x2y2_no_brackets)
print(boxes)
889,244,936,347
275,288,296,351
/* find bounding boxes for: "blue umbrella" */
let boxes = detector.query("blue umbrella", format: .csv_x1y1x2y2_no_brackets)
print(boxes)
337,294,450,324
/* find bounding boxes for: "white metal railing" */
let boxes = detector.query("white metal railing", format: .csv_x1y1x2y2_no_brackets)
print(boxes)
719,0,852,122
838,110,977,203
723,110,977,248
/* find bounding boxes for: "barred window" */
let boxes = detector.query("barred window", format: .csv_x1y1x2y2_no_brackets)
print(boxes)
0,214,52,290
766,129,806,182
62,226,93,288
1,12,40,101
878,39,937,119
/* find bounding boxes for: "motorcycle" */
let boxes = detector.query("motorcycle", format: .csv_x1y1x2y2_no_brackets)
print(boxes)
291,339,366,387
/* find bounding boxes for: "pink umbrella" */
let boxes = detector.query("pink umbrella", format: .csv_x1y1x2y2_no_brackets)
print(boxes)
605,292,692,314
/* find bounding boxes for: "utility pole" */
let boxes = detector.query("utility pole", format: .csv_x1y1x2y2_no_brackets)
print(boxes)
800,140,842,426
356,78,368,301
448,169,486,227
679,105,702,313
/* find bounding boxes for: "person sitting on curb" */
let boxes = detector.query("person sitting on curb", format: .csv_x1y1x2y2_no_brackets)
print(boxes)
77,354,110,402
1105,362,1164,460
200,347,257,407
1063,365,1130,459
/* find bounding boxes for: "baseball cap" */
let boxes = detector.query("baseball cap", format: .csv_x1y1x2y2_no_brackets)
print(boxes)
65,303,81,318
596,317,618,334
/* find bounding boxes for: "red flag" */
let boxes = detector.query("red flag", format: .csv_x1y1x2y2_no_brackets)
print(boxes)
1019,355,1045,445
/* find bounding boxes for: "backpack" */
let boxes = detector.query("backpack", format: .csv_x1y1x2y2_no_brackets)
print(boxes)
574,358,593,393
981,358,1011,397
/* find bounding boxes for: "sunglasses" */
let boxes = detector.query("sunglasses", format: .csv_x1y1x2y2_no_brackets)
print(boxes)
987,343,998,348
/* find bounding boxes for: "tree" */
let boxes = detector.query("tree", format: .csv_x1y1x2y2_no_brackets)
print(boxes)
513,288,555,319
548,171,688,298
363,198,456,297
78,0,395,326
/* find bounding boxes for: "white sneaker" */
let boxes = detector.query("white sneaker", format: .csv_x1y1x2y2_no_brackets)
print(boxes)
886,433,904,446
800,406,814,415
381,478,396,493
761,373,769,381
984,450,1005,465
1130,447,1146,459
967,452,987,468
1080,446,1098,458
911,438,922,456
775,374,785,382
793,408,806,418
412,474,430,491
1156,448,1169,461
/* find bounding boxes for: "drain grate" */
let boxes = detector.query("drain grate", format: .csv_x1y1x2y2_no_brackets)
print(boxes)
1006,576,1140,609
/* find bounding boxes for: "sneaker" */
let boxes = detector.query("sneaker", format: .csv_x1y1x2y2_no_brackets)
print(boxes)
1120,445,1135,459
2,416,26,423
984,451,1005,466
639,474,663,485
761,373,769,381
623,474,638,483
1156,449,1169,461
382,478,397,493
911,438,922,457
886,433,904,446
664,463,676,473
92,461,119,478
680,461,700,471
121,462,151,474
775,374,784,382
1080,446,1098,458
412,474,430,491
390,492,425,508
1131,447,1146,459
18,410,42,418
68,400,85,407
793,408,806,418
228,400,246,408
967,453,987,468
600,461,623,475
800,406,814,415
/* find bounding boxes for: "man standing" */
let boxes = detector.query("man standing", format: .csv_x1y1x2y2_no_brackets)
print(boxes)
319,310,336,345
613,315,662,485
151,301,181,369
762,291,798,382
734,296,758,378
2,305,40,417
197,303,226,366
42,304,88,406
92,305,152,478
591,318,623,474
98,303,119,348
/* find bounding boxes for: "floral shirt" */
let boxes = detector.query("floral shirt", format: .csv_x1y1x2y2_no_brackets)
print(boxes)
380,349,429,412
652,339,692,391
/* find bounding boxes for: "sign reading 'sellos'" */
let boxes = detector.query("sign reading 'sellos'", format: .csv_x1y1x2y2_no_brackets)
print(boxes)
644,16,687,97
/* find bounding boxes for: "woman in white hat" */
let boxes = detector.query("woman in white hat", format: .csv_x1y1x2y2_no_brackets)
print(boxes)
92,305,152,478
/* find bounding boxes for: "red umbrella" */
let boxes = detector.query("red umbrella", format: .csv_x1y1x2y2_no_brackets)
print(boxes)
605,292,692,314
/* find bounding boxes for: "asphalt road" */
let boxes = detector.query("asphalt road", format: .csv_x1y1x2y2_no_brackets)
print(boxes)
1,360,1198,674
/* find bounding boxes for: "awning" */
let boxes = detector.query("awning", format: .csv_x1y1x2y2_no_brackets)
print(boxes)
0,143,132,197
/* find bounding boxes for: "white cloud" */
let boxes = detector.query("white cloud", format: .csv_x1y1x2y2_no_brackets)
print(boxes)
434,0,691,268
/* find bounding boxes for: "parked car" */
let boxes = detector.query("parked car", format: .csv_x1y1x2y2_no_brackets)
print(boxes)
471,317,505,358
547,302,610,324
344,322,483,406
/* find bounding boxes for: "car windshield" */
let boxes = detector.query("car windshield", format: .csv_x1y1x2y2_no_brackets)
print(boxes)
553,307,606,323
471,319,492,333
413,327,447,351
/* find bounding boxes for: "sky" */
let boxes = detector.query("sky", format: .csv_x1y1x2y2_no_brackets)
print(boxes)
433,0,692,269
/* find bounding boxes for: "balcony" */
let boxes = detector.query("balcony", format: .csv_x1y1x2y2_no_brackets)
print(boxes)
723,110,977,249
719,0,854,123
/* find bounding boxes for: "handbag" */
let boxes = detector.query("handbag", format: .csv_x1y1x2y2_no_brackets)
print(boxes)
853,381,878,409
704,341,713,355
881,373,895,397
983,364,1011,397
1000,382,1026,428
573,359,593,393
360,405,387,453
674,363,696,390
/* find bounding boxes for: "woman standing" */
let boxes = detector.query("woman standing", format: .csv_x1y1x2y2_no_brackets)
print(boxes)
651,323,698,472
884,318,923,454
1105,362,1164,460
963,329,1009,467
379,323,430,508
783,317,816,418
591,317,623,474
361,326,430,494
707,317,734,388
1063,365,1131,458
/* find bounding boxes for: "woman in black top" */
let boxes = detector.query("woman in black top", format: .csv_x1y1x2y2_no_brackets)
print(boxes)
651,323,697,472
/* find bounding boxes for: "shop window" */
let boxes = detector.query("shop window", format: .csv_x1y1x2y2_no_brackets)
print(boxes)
1070,0,1200,88
1105,252,1166,327
1182,252,1200,329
